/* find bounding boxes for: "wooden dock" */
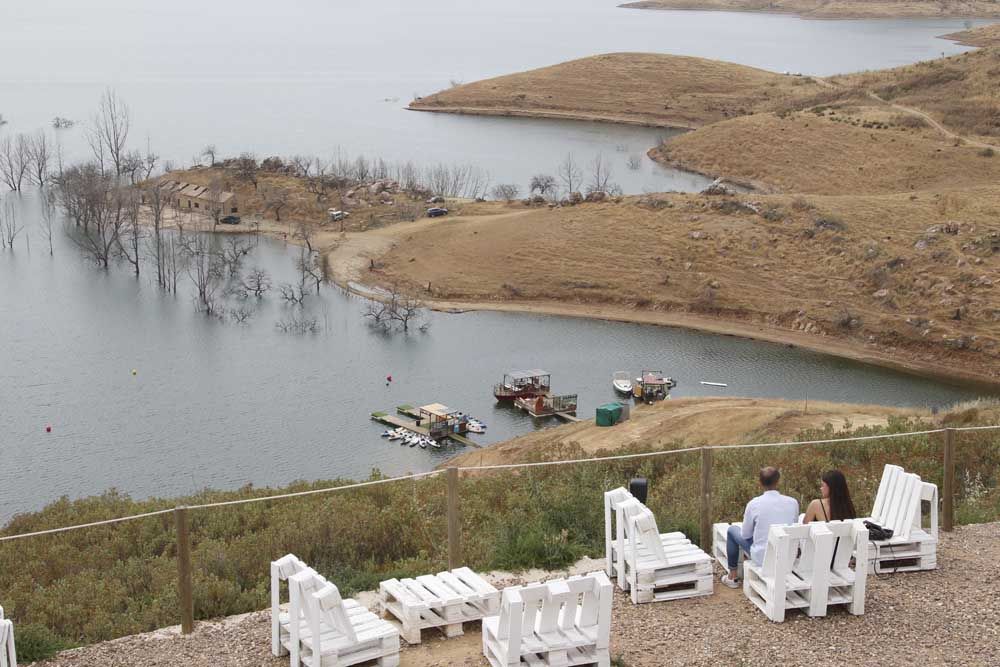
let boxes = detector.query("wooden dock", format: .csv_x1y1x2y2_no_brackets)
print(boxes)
371,412,480,448
554,412,581,423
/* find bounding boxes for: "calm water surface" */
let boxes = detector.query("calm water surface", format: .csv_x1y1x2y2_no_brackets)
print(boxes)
0,2,995,518
0,193,987,519
0,1,991,193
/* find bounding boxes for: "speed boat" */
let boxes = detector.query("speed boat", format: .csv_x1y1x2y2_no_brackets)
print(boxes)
612,371,633,395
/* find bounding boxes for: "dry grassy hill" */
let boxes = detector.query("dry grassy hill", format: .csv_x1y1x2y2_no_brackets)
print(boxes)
370,190,1000,383
945,23,1000,47
409,53,828,129
447,397,932,467
623,0,1000,18
652,108,1000,194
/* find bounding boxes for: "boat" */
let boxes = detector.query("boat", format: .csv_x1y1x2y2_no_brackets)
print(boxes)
419,439,427,449
429,439,442,449
633,371,677,403
612,371,633,395
493,369,552,401
387,429,404,441
407,435,418,447
466,422,486,434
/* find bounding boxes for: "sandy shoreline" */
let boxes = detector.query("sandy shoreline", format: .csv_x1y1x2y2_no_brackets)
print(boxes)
619,1,1000,20
405,104,695,130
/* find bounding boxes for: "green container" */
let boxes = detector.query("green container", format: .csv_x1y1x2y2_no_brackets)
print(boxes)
595,403,623,427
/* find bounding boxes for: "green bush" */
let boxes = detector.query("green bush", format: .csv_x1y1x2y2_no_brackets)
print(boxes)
14,623,71,663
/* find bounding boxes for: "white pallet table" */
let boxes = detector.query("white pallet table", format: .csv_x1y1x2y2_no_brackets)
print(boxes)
0,606,16,667
859,465,938,573
378,567,500,644
482,572,612,667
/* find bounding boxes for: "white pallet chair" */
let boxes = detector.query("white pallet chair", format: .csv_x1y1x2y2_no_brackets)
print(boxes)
272,554,310,657
743,523,833,622
482,571,613,667
819,520,868,616
621,506,714,604
603,488,694,590
0,607,16,667
861,464,938,572
300,580,400,667
287,568,324,667
711,522,748,580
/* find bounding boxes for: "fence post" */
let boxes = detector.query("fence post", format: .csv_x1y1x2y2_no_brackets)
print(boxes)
700,447,712,553
447,467,462,569
175,506,194,634
942,428,955,532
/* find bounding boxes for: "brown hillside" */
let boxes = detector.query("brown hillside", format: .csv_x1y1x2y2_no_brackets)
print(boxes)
944,23,1000,47
410,53,828,129
652,108,1000,194
622,0,1000,18
370,190,1000,382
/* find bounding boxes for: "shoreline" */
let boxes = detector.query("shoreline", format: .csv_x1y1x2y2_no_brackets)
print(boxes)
324,226,1000,393
618,2,1000,20
405,104,696,130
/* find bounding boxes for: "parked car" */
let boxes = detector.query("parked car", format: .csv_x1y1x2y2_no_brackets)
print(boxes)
427,207,449,218
426,195,445,204
220,215,241,225
328,210,349,222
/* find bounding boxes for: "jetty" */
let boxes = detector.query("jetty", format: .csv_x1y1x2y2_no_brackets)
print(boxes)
371,405,480,448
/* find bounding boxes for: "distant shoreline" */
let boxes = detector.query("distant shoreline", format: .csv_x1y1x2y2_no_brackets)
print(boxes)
620,1,1000,21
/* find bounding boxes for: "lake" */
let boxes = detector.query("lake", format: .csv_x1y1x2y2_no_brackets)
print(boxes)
0,1,995,518
0,0,991,194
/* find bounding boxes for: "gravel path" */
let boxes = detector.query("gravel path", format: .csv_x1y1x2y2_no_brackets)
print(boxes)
31,523,1000,667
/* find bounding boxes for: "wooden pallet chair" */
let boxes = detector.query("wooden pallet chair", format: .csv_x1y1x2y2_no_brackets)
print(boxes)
861,464,938,573
0,607,16,667
299,578,400,667
603,488,696,590
620,506,714,603
272,554,310,657
378,567,500,644
743,523,833,622
711,522,752,580
816,520,868,617
482,571,613,667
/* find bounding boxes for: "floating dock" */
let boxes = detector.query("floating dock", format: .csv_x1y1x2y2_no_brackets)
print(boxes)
371,411,479,448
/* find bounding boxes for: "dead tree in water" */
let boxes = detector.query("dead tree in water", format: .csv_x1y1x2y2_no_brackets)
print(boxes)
89,89,130,176
27,130,52,186
56,164,127,267
182,236,224,315
0,197,23,249
119,188,143,276
143,182,170,287
0,134,31,191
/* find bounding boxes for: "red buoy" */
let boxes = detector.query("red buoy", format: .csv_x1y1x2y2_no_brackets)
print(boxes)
386,375,392,382
45,425,52,433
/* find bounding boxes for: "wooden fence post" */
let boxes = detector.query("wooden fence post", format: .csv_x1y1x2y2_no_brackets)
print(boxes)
700,447,713,553
175,506,194,634
942,428,955,532
447,467,462,569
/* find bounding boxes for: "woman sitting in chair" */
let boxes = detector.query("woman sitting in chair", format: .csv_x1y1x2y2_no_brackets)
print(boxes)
803,469,857,522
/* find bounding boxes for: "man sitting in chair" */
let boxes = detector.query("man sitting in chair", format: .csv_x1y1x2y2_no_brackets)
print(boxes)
721,466,799,588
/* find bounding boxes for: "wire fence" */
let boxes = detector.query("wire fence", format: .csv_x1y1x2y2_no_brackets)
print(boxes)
1,424,998,651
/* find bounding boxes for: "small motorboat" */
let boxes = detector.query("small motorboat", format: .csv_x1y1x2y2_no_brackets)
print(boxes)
388,429,404,441
407,435,419,447
613,371,633,395
381,429,395,438
429,439,442,449
466,422,486,434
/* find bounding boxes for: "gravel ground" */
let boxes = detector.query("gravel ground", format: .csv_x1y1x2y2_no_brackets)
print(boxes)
31,523,1000,667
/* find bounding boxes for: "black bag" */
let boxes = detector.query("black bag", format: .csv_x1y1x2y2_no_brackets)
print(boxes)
864,520,894,542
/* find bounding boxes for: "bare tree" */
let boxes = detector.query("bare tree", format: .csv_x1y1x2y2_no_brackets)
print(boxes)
264,186,289,222
389,290,426,331
27,130,51,186
141,139,159,181
276,316,319,334
529,174,556,196
297,247,324,293
40,189,56,255
587,154,614,194
207,178,225,228
0,134,31,191
278,280,308,305
557,153,582,196
294,221,316,253
0,197,22,249
241,267,271,297
182,236,224,315
201,144,218,167
118,187,143,275
235,153,259,191
220,236,253,276
626,155,642,171
227,305,255,324
491,184,520,202
289,154,314,178
90,89,130,177
143,182,170,287
62,171,127,268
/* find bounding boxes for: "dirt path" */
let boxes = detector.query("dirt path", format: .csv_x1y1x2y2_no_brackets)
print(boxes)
865,91,1000,150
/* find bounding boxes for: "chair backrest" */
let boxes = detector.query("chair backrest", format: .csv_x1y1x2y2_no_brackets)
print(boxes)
0,605,15,667
625,506,667,564
306,581,358,652
604,487,634,566
823,520,867,574
494,572,612,658
870,464,930,540
271,554,309,655
761,524,815,579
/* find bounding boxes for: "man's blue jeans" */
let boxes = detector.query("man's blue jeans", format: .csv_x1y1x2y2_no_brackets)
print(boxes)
726,525,752,571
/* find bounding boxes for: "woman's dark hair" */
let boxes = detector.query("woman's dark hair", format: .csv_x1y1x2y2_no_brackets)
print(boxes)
822,470,857,520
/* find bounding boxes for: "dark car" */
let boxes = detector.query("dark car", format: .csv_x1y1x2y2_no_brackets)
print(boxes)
426,207,448,218
220,215,241,225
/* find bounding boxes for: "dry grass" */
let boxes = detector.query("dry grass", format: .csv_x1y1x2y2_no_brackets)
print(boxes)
446,397,929,468
944,23,1000,47
833,48,1000,140
623,0,1000,18
410,53,828,129
371,190,1000,379
652,108,1000,194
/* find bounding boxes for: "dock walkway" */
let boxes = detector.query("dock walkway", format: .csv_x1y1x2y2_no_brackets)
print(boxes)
372,412,480,448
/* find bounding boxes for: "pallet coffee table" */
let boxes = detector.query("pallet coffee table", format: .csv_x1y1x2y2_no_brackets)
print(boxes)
378,567,500,644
